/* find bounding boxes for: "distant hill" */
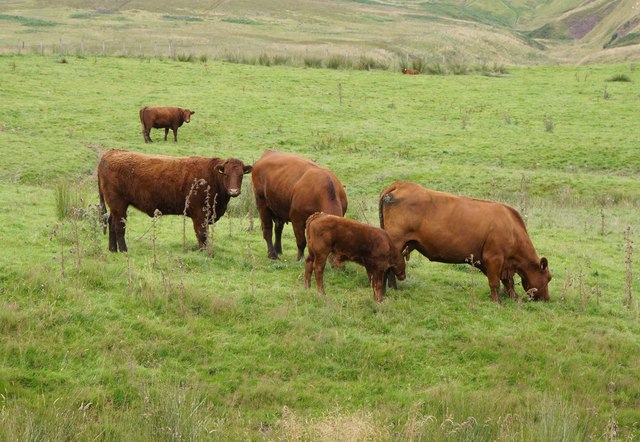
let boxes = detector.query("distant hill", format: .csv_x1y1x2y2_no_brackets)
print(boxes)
0,0,638,64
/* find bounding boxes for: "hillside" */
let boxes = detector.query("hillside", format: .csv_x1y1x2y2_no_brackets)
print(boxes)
0,0,638,65
0,54,639,440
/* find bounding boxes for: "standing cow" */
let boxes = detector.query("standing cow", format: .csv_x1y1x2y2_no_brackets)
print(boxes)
379,181,551,302
251,150,348,260
139,106,194,143
305,212,406,302
98,149,251,252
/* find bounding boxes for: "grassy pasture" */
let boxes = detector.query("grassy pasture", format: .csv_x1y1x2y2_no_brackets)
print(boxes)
0,54,639,440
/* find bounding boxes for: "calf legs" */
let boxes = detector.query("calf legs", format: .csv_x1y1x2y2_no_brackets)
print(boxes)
305,252,328,294
370,269,387,303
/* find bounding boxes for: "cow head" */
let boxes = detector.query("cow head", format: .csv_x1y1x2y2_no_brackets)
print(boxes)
183,109,194,123
521,257,552,301
215,158,252,197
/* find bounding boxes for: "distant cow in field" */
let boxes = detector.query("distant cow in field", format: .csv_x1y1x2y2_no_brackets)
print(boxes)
305,212,406,302
139,106,194,143
251,150,348,260
379,181,551,302
98,149,251,252
402,68,420,75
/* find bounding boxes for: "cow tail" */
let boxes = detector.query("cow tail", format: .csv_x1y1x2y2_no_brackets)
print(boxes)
378,183,398,229
139,107,146,135
98,174,107,235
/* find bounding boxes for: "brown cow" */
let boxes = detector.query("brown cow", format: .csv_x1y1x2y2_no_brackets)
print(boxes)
97,149,251,252
139,106,194,143
379,181,551,302
305,212,406,302
402,68,420,75
251,150,348,260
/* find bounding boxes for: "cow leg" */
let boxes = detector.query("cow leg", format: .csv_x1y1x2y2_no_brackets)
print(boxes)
110,210,128,253
191,215,208,250
313,253,328,294
304,252,314,289
257,205,277,259
387,272,397,289
485,261,502,302
370,269,387,303
164,127,169,141
274,219,284,255
107,214,118,252
502,277,518,299
172,127,178,142
292,222,307,261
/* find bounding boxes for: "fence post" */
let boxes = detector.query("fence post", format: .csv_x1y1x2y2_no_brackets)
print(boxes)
102,41,106,56
168,39,174,58
40,42,44,56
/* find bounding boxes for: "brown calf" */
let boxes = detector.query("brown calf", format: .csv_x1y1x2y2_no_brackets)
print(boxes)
97,149,251,252
139,106,194,143
251,150,348,260
379,181,551,302
305,212,406,302
402,68,420,75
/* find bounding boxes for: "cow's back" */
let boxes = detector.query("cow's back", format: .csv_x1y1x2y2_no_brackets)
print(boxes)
252,151,339,219
140,106,182,127
380,181,530,263
98,149,214,216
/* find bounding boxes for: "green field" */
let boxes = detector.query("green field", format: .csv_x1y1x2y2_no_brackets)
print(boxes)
0,54,639,440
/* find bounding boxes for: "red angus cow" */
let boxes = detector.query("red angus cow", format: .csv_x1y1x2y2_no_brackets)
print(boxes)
251,150,348,260
140,106,194,143
402,68,420,75
98,149,251,252
379,181,551,302
305,212,406,302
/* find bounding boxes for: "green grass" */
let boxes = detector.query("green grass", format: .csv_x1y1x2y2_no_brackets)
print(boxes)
0,14,58,27
0,55,639,440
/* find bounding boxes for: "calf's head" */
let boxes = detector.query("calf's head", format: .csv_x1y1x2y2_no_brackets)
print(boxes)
521,257,552,301
182,109,194,123
215,158,252,197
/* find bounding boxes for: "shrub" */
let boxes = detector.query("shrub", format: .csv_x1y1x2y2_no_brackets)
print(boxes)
544,115,554,133
606,74,632,82
257,53,271,66
424,62,444,75
326,54,352,70
304,56,323,68
55,180,78,220
176,53,195,62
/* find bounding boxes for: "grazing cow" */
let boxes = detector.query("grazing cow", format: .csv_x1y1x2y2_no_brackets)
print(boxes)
305,212,406,302
379,181,551,302
97,149,251,252
139,106,194,143
251,150,348,260
402,68,420,75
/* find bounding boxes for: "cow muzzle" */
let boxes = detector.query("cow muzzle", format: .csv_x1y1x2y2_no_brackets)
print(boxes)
228,188,240,197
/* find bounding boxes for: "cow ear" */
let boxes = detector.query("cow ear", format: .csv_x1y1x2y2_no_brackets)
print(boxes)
216,163,225,175
190,110,195,115
540,257,548,270
243,165,253,174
